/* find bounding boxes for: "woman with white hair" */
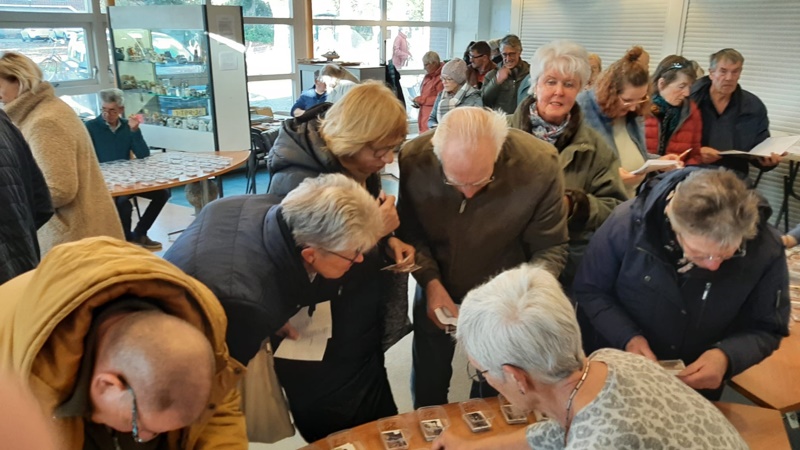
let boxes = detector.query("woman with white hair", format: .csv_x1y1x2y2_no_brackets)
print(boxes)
432,264,748,449
413,51,444,133
0,51,123,253
428,58,482,129
510,40,626,285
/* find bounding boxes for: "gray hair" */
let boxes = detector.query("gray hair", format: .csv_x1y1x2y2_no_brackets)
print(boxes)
500,34,522,52
431,107,508,162
528,40,591,95
487,39,501,53
667,169,759,247
422,51,441,65
99,88,125,107
281,173,383,253
709,48,744,71
457,264,584,385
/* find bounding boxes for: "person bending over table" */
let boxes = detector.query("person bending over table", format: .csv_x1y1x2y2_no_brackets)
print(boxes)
574,167,789,400
432,264,748,450
85,88,170,250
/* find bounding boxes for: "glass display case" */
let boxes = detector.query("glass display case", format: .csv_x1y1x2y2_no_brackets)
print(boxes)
109,5,250,152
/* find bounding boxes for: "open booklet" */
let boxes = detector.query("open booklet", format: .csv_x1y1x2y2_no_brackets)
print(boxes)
631,159,681,175
718,135,800,158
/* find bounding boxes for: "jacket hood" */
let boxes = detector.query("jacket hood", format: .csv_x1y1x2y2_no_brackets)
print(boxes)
268,104,340,176
0,237,237,412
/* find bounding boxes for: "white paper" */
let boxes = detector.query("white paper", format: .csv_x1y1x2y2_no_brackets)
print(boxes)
434,307,458,326
630,159,680,175
274,301,332,361
719,135,800,158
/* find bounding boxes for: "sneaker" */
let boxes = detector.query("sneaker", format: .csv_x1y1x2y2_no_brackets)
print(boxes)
133,234,162,250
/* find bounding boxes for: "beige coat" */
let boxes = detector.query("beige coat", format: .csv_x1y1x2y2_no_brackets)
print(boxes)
4,82,123,253
0,237,247,449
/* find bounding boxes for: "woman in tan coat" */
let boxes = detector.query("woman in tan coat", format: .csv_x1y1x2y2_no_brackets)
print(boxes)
0,52,123,253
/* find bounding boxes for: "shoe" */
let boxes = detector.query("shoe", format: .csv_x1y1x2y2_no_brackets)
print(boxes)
132,234,162,250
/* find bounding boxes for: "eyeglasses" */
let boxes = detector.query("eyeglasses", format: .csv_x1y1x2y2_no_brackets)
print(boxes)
467,361,489,383
102,108,122,115
676,233,746,264
469,53,486,60
442,174,495,188
501,52,519,58
440,76,455,83
368,143,399,160
325,248,362,265
620,94,650,107
123,381,158,443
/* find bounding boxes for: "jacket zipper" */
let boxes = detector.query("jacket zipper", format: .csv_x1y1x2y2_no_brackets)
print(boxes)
697,282,712,328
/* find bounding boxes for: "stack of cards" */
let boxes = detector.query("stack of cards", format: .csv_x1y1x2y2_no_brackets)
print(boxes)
658,359,686,376
381,255,422,273
379,430,408,450
463,411,491,432
434,307,458,335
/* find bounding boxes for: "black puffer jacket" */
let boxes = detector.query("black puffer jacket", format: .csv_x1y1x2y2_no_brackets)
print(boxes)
0,109,52,284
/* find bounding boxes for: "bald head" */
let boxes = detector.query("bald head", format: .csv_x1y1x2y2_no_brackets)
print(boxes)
95,311,215,423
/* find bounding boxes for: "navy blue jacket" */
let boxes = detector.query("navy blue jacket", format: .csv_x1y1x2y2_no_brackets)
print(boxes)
290,87,327,117
573,168,789,377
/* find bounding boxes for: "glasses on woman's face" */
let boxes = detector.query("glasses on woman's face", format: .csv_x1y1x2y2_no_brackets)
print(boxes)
124,383,159,443
620,94,650,107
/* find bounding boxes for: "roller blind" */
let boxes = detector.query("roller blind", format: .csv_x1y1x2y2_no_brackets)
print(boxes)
681,0,800,229
518,0,669,71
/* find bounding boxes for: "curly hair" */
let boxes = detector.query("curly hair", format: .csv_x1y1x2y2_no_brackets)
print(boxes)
593,46,650,117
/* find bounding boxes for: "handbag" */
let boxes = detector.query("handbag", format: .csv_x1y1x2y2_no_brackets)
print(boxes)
239,340,295,443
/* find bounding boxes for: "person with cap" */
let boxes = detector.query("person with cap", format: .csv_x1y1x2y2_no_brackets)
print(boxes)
428,58,483,129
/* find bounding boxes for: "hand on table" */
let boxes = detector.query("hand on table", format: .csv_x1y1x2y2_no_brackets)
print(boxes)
426,279,459,330
783,235,798,248
625,335,657,361
431,430,476,450
678,348,728,390
700,146,721,164
378,190,400,236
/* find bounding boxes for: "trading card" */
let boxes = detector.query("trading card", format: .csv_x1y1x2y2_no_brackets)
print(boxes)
658,359,686,375
420,418,444,441
380,430,408,450
501,404,528,425
332,444,356,450
533,410,549,422
463,411,491,432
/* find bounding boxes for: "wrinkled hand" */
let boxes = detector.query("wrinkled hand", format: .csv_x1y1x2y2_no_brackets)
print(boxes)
276,321,299,340
618,167,646,189
658,153,684,171
625,335,657,361
783,235,798,248
431,430,475,450
386,236,415,266
700,146,721,164
426,279,459,330
496,66,510,84
128,115,141,132
678,349,728,390
758,152,783,168
377,191,400,236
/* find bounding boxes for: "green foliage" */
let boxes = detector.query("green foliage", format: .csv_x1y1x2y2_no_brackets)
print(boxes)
244,24,274,45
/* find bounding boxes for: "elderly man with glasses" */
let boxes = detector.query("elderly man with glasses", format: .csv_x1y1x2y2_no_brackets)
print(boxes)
574,168,789,400
0,236,247,449
481,34,531,114
398,106,569,408
164,173,401,442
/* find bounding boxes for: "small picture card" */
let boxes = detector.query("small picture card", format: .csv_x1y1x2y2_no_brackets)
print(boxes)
420,418,444,441
332,444,356,450
500,404,528,425
380,429,409,450
463,411,491,432
658,359,686,375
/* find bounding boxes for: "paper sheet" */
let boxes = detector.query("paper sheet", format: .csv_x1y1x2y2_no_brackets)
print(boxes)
719,135,800,158
274,301,332,361
630,159,680,175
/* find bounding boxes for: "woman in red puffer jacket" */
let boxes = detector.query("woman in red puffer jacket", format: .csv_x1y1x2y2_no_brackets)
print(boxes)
645,55,703,165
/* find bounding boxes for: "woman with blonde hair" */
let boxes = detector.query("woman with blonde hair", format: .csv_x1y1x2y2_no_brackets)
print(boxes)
577,47,680,197
0,51,123,253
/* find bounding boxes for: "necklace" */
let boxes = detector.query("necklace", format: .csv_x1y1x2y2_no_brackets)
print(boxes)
564,359,592,446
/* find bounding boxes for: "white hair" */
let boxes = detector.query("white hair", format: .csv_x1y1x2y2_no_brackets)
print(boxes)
431,107,508,162
280,173,383,253
528,40,592,95
456,264,584,385
99,88,125,107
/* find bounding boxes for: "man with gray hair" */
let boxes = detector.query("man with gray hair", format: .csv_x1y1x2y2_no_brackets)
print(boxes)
574,168,789,400
481,34,531,114
432,264,748,449
690,48,780,177
85,88,170,250
398,106,569,408
165,173,398,441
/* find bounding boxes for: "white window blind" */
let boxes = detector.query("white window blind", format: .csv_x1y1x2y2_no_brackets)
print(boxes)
518,0,669,71
681,0,800,229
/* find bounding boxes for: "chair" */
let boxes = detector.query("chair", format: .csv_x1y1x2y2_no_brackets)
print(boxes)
247,129,270,194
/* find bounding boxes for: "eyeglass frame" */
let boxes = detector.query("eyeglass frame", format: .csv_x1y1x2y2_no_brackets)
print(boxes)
469,53,487,60
101,107,123,115
441,169,496,188
467,361,490,383
324,248,362,265
675,232,746,263
122,380,158,443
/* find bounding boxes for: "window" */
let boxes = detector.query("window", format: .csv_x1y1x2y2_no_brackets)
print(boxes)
244,24,293,76
248,79,293,113
0,0,91,13
387,26,450,70
313,24,380,63
0,27,92,82
312,0,380,21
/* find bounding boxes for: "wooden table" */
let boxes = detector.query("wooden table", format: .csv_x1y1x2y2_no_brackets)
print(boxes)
309,398,785,449
729,323,800,413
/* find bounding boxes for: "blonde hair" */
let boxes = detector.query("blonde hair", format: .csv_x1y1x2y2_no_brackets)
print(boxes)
0,51,43,97
319,81,408,157
281,173,384,253
432,107,508,162
320,63,359,88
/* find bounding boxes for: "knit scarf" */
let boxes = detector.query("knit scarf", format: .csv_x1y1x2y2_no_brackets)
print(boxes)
652,94,681,156
436,83,477,123
528,102,570,144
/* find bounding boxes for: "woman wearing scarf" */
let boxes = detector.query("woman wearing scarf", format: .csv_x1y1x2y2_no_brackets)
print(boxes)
427,58,482,129
644,55,703,165
511,41,627,287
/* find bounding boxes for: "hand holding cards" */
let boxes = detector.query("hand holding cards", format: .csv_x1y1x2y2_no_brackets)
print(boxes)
381,254,422,273
434,307,458,335
658,359,686,375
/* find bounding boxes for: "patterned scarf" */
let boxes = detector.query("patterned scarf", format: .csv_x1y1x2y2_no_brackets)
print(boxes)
528,101,570,144
436,83,477,123
652,94,681,155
